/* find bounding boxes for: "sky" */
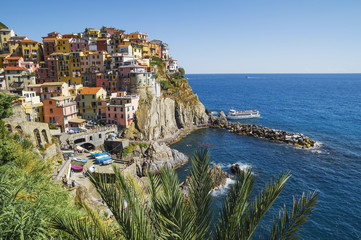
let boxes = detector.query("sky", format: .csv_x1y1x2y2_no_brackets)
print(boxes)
2,0,361,74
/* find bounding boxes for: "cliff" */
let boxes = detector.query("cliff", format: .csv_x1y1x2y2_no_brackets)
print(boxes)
127,78,208,141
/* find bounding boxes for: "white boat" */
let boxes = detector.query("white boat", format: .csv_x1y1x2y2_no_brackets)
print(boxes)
88,165,96,173
226,109,260,119
102,160,114,165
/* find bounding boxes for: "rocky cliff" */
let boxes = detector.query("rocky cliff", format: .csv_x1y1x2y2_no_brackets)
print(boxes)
126,79,208,141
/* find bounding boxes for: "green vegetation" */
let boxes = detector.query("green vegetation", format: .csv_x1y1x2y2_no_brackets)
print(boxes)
0,93,83,239
160,80,169,90
122,142,148,158
168,67,185,80
48,123,58,129
151,56,166,80
0,22,7,29
52,148,318,240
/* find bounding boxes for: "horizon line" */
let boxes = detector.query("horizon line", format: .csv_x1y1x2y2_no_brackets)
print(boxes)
186,72,361,75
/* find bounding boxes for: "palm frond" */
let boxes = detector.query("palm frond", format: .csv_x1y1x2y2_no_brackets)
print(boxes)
152,167,197,240
268,191,319,240
88,167,154,240
214,168,255,240
188,148,213,239
240,171,291,240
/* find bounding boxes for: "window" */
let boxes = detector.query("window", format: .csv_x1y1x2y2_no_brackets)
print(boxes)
50,108,53,113
90,136,92,141
121,114,123,119
49,101,52,105
108,107,110,111
108,114,110,117
132,106,134,110
114,114,117,118
92,95,95,99
93,109,95,113
82,95,84,99
98,102,101,106
99,134,102,138
83,109,85,113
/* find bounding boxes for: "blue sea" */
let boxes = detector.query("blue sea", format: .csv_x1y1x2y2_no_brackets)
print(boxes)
172,74,361,239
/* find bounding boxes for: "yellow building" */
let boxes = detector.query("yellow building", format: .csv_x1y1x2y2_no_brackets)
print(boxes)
0,53,10,68
54,52,82,85
142,44,150,57
22,102,44,122
78,87,107,120
132,44,143,59
86,28,100,39
0,29,15,53
56,38,70,53
20,40,41,63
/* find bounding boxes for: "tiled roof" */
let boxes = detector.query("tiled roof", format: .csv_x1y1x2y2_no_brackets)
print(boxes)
5,56,22,60
80,87,102,95
4,67,28,71
42,37,57,41
22,40,38,43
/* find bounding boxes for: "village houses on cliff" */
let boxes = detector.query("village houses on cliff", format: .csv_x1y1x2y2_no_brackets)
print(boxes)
0,26,180,132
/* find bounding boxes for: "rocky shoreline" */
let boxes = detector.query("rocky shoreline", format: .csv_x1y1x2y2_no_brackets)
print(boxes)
210,112,317,148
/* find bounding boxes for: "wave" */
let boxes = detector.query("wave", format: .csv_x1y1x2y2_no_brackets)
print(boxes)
211,178,235,196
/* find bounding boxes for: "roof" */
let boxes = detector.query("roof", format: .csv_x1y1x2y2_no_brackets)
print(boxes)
41,82,64,86
21,40,38,43
28,84,42,88
4,67,28,71
42,37,57,41
80,87,102,95
5,56,21,60
68,118,86,123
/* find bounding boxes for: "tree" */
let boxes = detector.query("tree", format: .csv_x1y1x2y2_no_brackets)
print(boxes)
0,93,18,119
52,148,318,239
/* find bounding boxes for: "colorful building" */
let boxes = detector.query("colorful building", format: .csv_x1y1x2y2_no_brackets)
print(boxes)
20,90,44,122
128,32,148,44
0,28,15,53
8,36,28,55
80,51,107,73
43,96,78,132
69,38,88,52
28,82,70,100
106,91,139,127
77,87,107,121
56,38,70,53
4,66,36,93
20,40,42,63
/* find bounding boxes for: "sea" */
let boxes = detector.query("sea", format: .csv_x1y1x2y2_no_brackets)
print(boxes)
171,74,361,239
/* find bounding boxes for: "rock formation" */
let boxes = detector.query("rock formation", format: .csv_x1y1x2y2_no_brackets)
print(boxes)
126,79,209,141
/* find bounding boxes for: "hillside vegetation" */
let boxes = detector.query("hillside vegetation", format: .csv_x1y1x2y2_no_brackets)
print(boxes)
0,93,82,239
0,22,8,29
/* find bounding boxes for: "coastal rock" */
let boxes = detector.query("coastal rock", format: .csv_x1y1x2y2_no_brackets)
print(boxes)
145,142,188,173
218,111,228,124
131,80,208,141
230,164,241,174
210,163,231,188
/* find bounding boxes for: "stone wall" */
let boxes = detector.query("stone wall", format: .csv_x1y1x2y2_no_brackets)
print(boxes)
4,106,52,148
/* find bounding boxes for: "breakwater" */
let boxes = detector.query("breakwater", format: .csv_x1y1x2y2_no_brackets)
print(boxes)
210,116,316,148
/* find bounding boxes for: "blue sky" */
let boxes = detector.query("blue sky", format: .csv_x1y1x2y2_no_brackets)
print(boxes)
2,0,361,73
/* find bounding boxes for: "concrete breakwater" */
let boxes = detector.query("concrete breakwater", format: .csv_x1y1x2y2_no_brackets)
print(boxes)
210,114,316,148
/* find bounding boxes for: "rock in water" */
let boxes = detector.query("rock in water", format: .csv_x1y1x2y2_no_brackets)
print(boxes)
210,163,231,188
218,111,228,124
230,164,241,174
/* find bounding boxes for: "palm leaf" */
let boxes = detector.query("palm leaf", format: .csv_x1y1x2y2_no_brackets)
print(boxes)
268,191,319,240
188,148,213,239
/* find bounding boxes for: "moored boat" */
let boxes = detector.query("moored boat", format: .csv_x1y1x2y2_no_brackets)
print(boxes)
226,109,260,119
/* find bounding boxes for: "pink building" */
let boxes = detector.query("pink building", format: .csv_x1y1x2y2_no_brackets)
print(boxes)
36,57,58,83
69,38,88,52
28,82,70,100
118,64,146,78
3,56,38,73
106,91,139,127
43,96,78,132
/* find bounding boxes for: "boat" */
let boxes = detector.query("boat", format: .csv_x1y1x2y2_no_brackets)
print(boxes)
72,157,87,163
71,164,84,172
91,152,108,157
95,156,112,164
102,160,114,165
95,154,110,159
226,109,260,119
88,165,96,173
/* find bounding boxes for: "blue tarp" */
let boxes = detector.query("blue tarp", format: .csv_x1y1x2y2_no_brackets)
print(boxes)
95,156,112,164
92,152,108,157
